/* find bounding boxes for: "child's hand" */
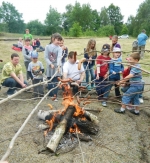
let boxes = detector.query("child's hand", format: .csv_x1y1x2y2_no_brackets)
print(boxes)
104,73,108,79
120,83,125,87
96,75,99,80
50,64,54,69
39,71,42,75
119,71,122,74
89,57,92,61
116,81,120,85
112,71,116,74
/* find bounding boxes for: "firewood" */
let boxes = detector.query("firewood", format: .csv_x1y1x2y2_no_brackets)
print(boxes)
84,111,99,124
46,105,75,152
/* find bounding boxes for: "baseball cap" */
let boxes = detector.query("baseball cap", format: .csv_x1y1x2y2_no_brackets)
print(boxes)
101,44,110,52
31,51,38,58
113,47,121,52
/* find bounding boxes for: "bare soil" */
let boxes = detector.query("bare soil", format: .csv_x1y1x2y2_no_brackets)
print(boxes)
0,77,150,163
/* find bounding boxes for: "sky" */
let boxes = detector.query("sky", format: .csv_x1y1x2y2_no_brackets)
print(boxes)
0,0,144,23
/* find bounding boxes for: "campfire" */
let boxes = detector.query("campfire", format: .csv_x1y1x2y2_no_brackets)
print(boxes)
37,78,99,153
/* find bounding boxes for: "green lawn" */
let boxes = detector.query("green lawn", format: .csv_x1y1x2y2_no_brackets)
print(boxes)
0,36,150,78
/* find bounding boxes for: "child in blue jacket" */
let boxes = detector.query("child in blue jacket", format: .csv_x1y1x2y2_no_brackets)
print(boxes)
107,47,124,100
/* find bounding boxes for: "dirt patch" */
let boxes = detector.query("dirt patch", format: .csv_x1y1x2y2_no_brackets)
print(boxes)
0,77,150,163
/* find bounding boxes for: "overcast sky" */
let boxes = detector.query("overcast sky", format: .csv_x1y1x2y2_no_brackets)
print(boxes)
0,0,144,23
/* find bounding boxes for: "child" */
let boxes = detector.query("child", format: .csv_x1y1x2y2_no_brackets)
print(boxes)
111,35,121,52
22,38,33,80
18,38,23,49
44,33,62,101
95,44,111,107
59,38,68,67
83,39,97,90
122,58,144,105
114,52,144,115
108,47,124,98
132,40,138,52
28,51,44,97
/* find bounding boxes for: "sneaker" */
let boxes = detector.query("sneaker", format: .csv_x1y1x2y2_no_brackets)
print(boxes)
7,90,18,97
130,110,140,115
139,98,144,104
114,108,125,114
54,99,58,102
87,86,91,91
91,85,95,90
101,101,107,107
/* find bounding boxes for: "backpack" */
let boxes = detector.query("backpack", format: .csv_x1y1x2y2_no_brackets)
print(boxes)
132,40,138,48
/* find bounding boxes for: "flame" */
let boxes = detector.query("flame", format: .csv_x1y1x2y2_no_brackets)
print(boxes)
46,113,56,131
45,81,89,136
69,123,81,133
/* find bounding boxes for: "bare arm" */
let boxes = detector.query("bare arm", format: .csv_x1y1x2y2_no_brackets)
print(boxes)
119,74,134,84
18,73,24,83
79,71,85,82
63,72,68,79
10,72,26,88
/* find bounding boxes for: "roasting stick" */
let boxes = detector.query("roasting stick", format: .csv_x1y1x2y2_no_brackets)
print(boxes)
0,72,61,161
0,51,67,161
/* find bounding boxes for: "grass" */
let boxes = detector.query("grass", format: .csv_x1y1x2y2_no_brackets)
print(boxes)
0,36,150,78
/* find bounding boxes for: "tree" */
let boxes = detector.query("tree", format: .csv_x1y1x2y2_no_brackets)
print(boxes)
126,15,136,36
121,24,128,34
91,9,101,31
126,0,150,37
99,7,110,27
134,0,150,36
44,6,62,35
0,1,24,33
69,22,82,37
107,3,123,35
26,20,45,36
63,2,95,32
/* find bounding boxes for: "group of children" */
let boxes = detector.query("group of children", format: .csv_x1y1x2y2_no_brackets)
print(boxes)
22,33,68,100
84,36,144,115
9,33,145,116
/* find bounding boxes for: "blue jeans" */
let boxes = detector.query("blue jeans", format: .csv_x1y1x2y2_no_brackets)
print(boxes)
122,86,143,105
47,77,59,97
2,77,27,95
84,65,95,87
95,77,110,100
121,84,144,99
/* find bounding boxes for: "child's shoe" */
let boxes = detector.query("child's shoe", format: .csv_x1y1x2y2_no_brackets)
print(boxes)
87,86,91,91
91,85,95,90
130,110,140,115
101,101,107,107
114,108,125,114
139,98,144,104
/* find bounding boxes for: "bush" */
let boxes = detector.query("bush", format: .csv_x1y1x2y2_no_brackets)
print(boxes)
97,25,115,37
83,29,96,36
69,22,82,37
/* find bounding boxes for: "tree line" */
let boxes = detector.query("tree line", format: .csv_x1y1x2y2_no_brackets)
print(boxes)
0,0,150,37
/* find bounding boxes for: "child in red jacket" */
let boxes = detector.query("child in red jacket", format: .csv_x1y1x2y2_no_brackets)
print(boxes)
95,44,111,107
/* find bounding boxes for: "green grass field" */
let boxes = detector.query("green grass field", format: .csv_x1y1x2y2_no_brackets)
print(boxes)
0,36,150,78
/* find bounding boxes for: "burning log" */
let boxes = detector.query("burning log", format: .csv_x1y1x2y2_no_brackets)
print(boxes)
40,80,100,153
46,105,76,152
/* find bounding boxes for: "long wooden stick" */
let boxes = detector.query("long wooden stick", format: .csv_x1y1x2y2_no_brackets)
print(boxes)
0,79,61,161
0,78,52,106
